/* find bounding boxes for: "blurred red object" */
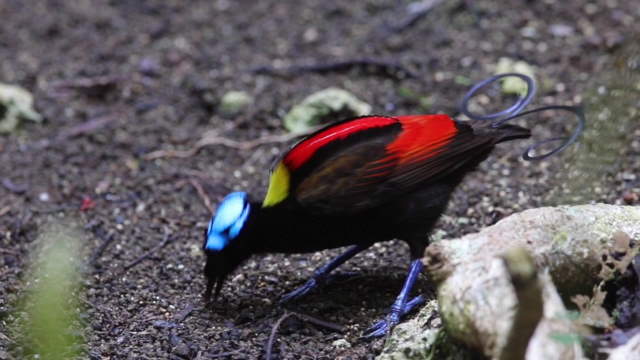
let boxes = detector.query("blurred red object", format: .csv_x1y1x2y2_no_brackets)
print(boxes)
80,196,96,211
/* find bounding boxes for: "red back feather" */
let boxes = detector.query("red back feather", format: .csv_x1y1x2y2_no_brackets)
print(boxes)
388,115,457,165
283,116,397,170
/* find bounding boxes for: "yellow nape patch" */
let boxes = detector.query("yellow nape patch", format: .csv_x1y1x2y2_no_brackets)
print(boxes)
262,162,290,207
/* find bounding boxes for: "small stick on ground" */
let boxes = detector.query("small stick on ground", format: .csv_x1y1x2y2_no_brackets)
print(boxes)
252,58,417,80
122,233,173,272
33,112,121,150
2,178,28,194
48,75,121,98
377,0,444,36
290,311,345,333
144,128,317,160
0,247,20,255
88,229,115,266
188,178,214,214
265,311,345,359
265,311,294,360
174,304,196,323
0,206,11,217
208,350,242,359
57,113,118,140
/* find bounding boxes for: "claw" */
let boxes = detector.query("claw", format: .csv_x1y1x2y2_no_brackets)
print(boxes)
361,295,425,338
362,313,400,338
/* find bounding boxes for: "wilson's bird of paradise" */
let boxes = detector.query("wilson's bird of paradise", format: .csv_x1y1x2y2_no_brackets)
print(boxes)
201,74,585,337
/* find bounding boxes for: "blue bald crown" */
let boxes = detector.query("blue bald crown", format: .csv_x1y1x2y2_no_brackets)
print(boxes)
204,192,251,251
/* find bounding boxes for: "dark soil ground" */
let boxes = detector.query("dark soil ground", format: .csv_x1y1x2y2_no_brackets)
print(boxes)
1,0,639,359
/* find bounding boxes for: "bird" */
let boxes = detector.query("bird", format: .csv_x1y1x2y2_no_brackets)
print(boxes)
202,113,531,337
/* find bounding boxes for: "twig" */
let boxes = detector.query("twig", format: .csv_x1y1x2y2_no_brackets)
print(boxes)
88,229,115,266
30,205,74,214
208,350,242,359
290,311,345,333
188,178,214,214
2,178,28,194
0,247,20,255
177,168,218,182
377,0,444,35
122,233,173,272
0,206,11,217
144,128,315,160
264,310,345,359
265,311,294,360
55,113,119,141
174,303,196,323
252,58,417,80
48,75,121,98
33,112,121,150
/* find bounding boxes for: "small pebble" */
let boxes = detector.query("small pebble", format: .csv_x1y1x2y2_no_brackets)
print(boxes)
549,24,575,37
622,191,638,204
173,342,191,358
38,192,50,202
332,338,351,349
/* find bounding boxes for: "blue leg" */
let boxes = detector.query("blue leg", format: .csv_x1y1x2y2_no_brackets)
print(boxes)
362,259,424,338
280,244,370,304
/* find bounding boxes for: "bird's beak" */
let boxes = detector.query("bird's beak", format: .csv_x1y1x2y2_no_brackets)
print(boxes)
204,253,228,304
204,273,215,303
204,273,226,303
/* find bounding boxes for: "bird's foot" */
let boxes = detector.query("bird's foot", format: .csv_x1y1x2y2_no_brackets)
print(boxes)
279,277,319,304
361,295,425,338
279,272,359,304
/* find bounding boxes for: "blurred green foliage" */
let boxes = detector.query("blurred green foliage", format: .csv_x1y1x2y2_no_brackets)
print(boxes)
10,220,84,360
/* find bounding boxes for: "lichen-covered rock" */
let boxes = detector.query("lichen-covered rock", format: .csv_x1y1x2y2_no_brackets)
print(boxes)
494,57,537,95
438,262,585,359
219,90,253,116
283,88,371,133
377,301,441,360
377,300,477,360
382,205,639,359
425,204,640,298
0,83,42,133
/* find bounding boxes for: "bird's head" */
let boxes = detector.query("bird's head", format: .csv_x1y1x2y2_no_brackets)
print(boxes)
202,191,253,302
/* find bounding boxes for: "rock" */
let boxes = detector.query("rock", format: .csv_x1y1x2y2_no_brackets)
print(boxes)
283,88,371,133
219,90,253,116
549,24,575,37
437,255,585,359
331,338,351,349
382,205,639,359
378,300,438,360
424,204,640,297
172,341,192,358
378,300,476,360
0,83,42,134
494,58,536,96
623,191,638,204
607,333,640,360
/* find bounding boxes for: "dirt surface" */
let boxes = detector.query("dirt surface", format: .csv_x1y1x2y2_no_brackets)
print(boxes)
1,0,639,359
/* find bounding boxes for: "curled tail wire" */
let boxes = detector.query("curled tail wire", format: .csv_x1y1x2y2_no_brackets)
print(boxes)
459,73,586,160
